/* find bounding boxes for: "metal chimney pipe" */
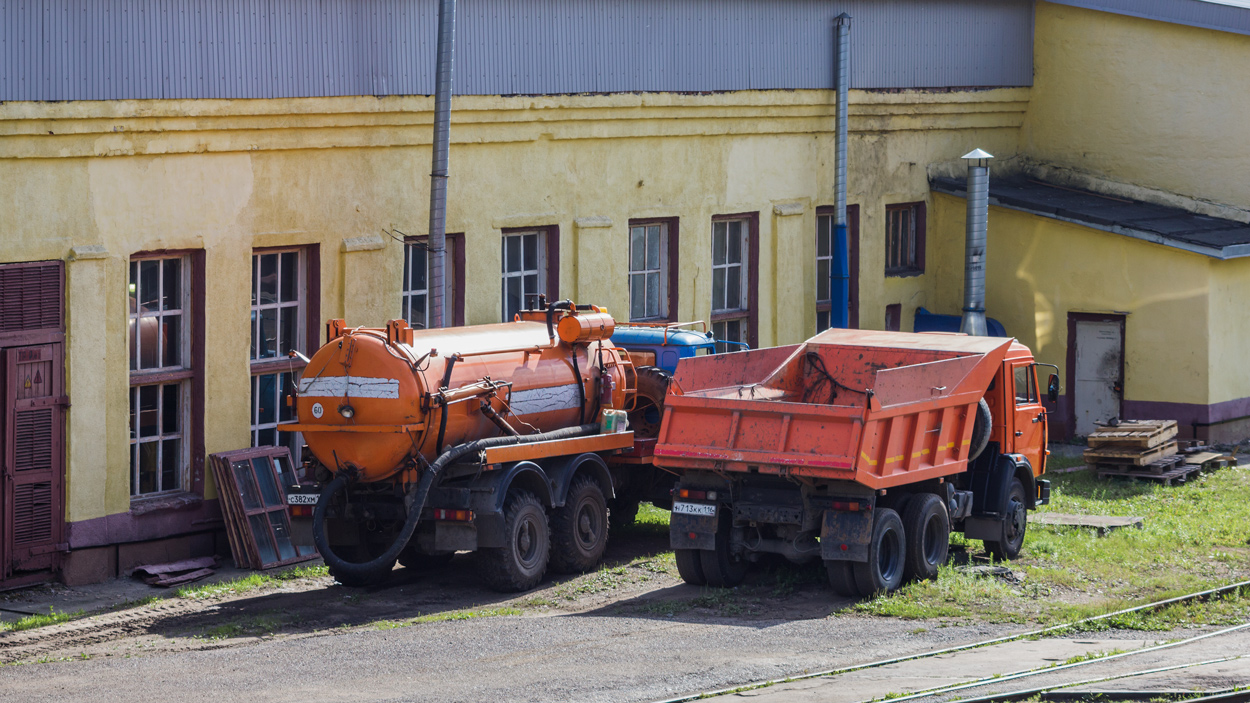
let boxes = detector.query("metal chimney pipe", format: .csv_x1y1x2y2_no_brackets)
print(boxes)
830,12,851,329
427,0,457,329
959,149,993,336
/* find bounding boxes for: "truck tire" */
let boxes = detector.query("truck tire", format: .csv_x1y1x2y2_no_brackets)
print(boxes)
398,548,455,571
700,510,748,587
675,549,707,586
852,508,906,596
902,494,950,582
825,560,862,598
548,476,609,574
609,498,640,530
985,478,1027,562
476,489,550,592
969,399,992,462
629,366,671,439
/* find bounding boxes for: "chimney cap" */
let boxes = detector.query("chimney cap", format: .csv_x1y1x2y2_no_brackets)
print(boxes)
961,148,994,160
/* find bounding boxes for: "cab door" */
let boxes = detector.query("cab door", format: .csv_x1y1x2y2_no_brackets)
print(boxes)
1009,362,1046,475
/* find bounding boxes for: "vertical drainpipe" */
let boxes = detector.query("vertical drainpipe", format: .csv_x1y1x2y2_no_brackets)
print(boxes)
959,149,993,336
427,0,457,329
830,13,851,329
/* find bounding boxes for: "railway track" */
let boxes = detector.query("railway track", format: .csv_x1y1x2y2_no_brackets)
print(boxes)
655,579,1250,703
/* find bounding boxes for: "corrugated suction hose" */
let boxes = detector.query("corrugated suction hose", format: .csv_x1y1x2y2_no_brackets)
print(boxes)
312,423,602,585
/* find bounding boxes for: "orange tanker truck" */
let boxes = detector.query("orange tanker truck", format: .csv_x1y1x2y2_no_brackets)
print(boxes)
279,300,671,591
654,328,1055,596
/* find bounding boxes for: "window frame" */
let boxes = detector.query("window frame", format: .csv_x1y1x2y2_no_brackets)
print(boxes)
402,232,466,328
815,204,860,332
500,225,560,322
249,245,320,462
884,201,926,278
128,250,206,499
710,212,759,350
627,217,679,322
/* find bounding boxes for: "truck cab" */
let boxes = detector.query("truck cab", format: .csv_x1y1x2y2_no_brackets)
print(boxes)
609,322,723,375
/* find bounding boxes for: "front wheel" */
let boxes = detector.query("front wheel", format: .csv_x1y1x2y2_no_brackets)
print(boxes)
985,479,1027,561
476,489,550,592
852,508,906,596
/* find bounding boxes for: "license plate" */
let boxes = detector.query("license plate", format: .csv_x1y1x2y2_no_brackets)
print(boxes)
286,492,318,506
672,501,716,517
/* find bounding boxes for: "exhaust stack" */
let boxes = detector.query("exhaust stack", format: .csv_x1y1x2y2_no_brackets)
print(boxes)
959,149,993,336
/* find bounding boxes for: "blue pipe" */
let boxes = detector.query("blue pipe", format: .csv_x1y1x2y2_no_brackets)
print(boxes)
831,223,850,329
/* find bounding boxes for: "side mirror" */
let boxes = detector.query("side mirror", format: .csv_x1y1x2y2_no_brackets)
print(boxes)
1047,374,1060,403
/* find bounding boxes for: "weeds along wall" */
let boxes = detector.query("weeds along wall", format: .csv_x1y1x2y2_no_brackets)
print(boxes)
0,89,1025,531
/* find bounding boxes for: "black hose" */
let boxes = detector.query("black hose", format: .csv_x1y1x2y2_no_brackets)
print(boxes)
571,345,586,424
311,423,602,584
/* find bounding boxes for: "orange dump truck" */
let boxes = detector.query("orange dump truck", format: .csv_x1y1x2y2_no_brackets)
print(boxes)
279,301,669,592
654,328,1055,596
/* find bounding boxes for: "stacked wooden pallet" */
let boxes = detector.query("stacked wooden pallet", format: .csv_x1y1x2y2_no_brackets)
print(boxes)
1084,420,1235,484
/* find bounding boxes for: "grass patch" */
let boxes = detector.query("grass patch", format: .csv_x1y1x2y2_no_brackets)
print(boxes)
0,607,82,633
174,564,329,600
857,460,1250,626
373,607,522,630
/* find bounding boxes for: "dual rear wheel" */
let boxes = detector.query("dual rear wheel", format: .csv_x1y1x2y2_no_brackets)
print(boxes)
476,476,611,592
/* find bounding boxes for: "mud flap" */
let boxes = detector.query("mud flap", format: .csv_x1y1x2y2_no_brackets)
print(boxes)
820,509,872,562
416,522,478,553
670,512,718,550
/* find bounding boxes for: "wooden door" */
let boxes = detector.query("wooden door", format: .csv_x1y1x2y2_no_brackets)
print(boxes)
3,344,67,576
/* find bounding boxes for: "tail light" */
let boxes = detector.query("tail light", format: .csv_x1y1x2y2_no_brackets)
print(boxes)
676,488,718,501
289,505,313,518
432,509,474,522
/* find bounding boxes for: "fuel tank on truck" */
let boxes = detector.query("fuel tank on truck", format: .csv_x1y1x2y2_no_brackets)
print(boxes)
287,306,635,482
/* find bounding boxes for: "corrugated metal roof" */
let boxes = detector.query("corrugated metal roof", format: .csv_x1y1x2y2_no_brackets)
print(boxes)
0,0,1034,102
1047,0,1250,36
931,175,1250,259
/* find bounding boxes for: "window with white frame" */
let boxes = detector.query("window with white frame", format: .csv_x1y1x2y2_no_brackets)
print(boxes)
816,213,834,332
128,256,192,496
501,231,544,322
403,238,459,329
250,249,308,460
629,223,668,321
711,219,749,353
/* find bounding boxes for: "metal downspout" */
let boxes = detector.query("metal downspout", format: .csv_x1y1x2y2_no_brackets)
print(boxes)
959,149,993,336
831,13,852,329
427,0,457,329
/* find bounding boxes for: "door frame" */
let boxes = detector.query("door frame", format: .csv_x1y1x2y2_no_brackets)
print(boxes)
1066,312,1126,438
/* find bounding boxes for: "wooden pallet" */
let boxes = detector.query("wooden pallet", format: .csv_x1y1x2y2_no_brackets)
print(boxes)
1098,462,1203,486
1088,454,1183,476
1096,454,1236,485
1083,440,1177,467
1087,420,1178,450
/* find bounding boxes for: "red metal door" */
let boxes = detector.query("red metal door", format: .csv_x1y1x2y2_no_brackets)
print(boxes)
3,344,67,577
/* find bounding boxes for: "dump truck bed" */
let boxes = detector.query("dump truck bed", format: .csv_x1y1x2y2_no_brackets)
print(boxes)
654,329,1014,489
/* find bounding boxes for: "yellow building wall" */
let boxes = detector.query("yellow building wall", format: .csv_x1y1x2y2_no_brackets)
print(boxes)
929,193,1212,407
1206,258,1250,407
1,89,1027,525
1026,2,1250,210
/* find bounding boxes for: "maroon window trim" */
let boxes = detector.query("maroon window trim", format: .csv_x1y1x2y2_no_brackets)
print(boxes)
405,232,467,327
502,225,560,301
128,249,207,498
1065,312,1126,439
628,217,680,322
711,211,760,349
884,201,926,278
815,205,860,330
